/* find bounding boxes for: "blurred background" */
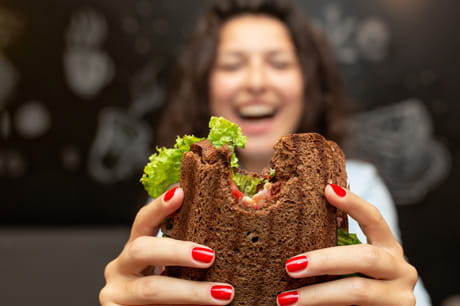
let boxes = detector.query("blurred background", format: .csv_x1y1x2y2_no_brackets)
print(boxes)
0,0,459,305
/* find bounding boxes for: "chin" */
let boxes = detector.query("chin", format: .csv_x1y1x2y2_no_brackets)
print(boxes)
242,136,276,159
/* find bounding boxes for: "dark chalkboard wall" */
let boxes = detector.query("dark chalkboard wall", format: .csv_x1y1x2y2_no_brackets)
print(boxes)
1,1,459,304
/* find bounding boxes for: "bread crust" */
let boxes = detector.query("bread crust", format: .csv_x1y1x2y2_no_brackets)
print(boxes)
167,133,347,305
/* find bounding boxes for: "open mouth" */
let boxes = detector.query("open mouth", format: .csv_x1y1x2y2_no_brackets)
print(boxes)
237,104,277,121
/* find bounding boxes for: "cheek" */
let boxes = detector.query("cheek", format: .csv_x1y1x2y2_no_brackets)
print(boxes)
209,73,241,103
273,72,304,106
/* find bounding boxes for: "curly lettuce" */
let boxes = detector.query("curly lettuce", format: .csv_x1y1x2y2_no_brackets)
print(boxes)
140,135,204,198
231,172,267,198
208,116,247,167
140,116,247,198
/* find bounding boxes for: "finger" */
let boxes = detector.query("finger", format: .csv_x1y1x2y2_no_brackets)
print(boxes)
278,277,404,306
111,276,234,305
285,244,401,280
325,184,399,250
129,186,184,242
118,236,215,274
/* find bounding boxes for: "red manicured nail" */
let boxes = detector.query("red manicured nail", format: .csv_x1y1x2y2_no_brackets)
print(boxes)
210,285,233,300
163,186,179,202
329,183,346,197
192,247,214,263
286,255,309,273
277,291,299,306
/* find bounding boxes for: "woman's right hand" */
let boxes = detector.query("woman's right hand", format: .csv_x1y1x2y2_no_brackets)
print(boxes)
99,187,235,305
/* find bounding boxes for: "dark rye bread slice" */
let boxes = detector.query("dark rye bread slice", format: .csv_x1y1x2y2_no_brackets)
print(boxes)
167,133,348,305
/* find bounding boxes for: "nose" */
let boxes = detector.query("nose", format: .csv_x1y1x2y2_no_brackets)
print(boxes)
245,62,267,95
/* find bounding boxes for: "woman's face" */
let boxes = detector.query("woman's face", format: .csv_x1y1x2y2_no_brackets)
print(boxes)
209,14,304,160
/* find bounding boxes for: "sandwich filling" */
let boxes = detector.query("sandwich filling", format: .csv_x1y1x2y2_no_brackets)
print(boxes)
230,168,277,209
241,183,274,209
230,178,274,209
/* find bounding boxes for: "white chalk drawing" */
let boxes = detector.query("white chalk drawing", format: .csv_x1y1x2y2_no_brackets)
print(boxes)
63,7,114,99
87,63,165,184
14,100,51,139
343,99,451,205
88,108,152,183
129,63,165,117
356,17,390,62
315,3,390,64
120,0,170,55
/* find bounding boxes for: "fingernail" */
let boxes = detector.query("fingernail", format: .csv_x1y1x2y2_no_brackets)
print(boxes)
286,255,309,273
163,186,179,202
329,183,346,197
192,247,214,263
277,291,299,306
210,285,233,300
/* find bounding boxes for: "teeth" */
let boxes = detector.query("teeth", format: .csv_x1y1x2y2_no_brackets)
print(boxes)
239,104,275,117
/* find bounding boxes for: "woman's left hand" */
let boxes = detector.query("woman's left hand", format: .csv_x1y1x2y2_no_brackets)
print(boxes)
277,184,418,306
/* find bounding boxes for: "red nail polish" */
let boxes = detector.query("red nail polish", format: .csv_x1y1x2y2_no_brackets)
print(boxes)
329,183,346,197
210,285,233,300
192,247,214,263
277,291,299,306
286,255,309,273
163,186,179,202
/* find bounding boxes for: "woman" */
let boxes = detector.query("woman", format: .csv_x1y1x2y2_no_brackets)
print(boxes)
100,0,429,305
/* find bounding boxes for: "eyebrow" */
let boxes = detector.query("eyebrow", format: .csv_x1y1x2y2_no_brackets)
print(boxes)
219,49,293,57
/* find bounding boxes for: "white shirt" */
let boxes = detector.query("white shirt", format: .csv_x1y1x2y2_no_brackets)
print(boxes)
347,159,431,306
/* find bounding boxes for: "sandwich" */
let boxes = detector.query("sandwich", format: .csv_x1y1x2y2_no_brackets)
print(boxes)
141,116,360,305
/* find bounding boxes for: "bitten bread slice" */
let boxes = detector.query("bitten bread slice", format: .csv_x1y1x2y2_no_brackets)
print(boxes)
167,133,348,305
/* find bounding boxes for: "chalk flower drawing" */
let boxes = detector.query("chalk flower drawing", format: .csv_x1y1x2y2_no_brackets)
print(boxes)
63,7,114,99
315,3,390,64
344,99,450,205
88,108,152,184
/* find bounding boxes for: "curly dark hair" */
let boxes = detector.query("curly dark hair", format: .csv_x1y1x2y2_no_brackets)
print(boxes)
156,0,348,147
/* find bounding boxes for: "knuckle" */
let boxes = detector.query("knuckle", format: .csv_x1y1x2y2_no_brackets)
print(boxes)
98,285,112,304
392,242,405,256
368,206,384,225
349,277,372,302
405,262,419,285
103,259,117,281
138,277,161,300
404,293,417,306
359,244,380,268
132,205,149,226
127,236,150,262
398,290,416,306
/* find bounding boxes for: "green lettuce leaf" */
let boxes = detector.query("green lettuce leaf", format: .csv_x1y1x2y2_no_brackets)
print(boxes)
140,116,248,198
140,135,204,198
337,228,362,246
207,116,247,168
337,229,367,278
232,172,267,197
